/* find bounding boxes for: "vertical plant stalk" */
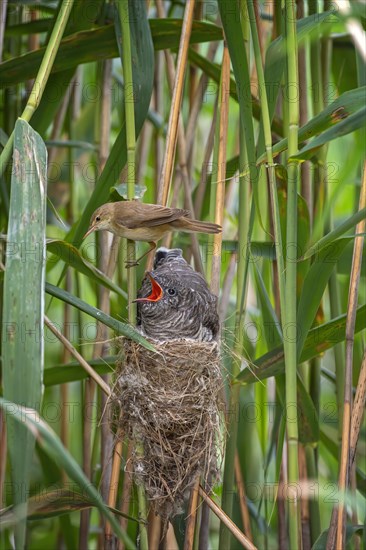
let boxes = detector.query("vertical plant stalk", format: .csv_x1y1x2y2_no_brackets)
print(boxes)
188,3,202,109
81,59,113,549
148,510,161,549
297,0,312,221
247,0,286,321
298,446,311,550
183,477,200,550
206,97,221,285
219,76,247,548
157,0,195,206
210,44,230,296
78,86,100,548
0,227,6,505
253,0,264,61
116,2,148,549
350,349,366,466
278,462,288,550
60,271,72,487
284,1,301,548
314,0,344,444
0,0,7,62
95,58,119,541
77,72,97,549
217,1,259,547
105,438,123,544
95,60,115,515
0,0,75,178
0,410,6,512
218,254,237,322
47,76,75,169
216,46,240,550
119,441,133,549
348,350,364,550
106,239,127,543
236,1,252,366
234,453,253,539
247,5,290,549
134,439,149,550
307,3,329,542
308,0,327,244
136,123,153,184
154,0,203,274
333,161,366,549
192,99,217,219
117,0,137,316
329,272,346,435
185,41,219,160
305,445,321,543
154,50,164,193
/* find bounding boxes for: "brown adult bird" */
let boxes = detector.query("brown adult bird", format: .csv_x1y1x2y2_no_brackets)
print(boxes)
135,248,219,342
83,200,221,266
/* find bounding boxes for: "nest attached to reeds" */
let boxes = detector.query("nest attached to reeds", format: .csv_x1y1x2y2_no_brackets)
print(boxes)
114,337,224,521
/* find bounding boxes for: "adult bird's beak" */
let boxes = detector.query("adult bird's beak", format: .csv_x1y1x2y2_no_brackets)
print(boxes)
83,225,95,239
133,273,163,302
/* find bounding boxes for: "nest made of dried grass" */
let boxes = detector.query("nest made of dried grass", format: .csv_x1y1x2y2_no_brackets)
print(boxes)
114,337,225,521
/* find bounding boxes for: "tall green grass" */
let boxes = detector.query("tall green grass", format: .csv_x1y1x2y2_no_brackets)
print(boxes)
0,1,365,549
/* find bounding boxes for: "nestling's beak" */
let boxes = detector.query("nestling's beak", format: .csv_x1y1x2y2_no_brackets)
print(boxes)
133,273,163,303
83,225,96,239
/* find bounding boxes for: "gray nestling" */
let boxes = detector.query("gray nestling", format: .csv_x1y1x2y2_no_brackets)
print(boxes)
135,248,219,342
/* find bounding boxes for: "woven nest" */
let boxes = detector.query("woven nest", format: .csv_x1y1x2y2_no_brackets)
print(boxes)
114,337,224,521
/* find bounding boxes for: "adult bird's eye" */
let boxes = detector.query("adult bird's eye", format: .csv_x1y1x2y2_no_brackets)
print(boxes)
167,288,176,296
96,215,101,222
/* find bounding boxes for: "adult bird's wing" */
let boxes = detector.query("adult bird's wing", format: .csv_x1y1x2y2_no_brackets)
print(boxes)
116,202,190,229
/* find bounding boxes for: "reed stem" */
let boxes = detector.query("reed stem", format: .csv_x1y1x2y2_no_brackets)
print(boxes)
247,0,286,319
284,1,301,548
210,45,230,295
157,0,195,206
117,0,137,321
218,2,258,547
335,161,366,549
117,2,147,548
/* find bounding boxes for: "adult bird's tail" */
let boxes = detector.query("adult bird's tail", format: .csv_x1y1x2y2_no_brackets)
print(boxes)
171,217,221,234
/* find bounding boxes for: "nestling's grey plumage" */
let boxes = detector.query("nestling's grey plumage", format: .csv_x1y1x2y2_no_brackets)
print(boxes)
135,248,219,342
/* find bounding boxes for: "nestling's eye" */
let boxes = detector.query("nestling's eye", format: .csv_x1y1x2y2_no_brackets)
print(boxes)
167,288,176,296
96,215,101,222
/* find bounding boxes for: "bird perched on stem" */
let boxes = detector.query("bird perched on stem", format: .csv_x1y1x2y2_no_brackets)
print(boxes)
134,248,219,342
83,200,221,266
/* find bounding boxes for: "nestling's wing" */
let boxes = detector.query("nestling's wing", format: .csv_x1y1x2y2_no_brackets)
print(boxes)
117,202,190,229
203,294,220,340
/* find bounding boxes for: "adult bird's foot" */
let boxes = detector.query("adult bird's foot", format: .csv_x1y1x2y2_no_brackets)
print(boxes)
125,260,140,268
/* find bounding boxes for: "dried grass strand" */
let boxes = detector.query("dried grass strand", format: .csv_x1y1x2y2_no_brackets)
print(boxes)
114,338,224,522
